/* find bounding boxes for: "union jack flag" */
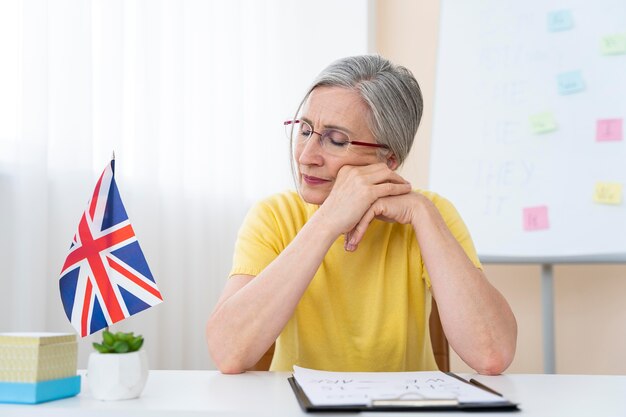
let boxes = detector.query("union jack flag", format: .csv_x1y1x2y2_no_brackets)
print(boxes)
59,159,163,337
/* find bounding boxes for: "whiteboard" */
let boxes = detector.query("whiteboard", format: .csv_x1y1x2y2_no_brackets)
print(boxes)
430,0,626,261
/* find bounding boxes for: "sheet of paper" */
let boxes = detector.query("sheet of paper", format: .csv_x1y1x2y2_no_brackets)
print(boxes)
293,366,505,407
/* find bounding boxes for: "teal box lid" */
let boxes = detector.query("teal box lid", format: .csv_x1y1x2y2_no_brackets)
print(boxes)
0,375,80,404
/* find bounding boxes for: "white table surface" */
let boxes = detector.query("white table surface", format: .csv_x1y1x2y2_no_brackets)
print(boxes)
1,370,625,416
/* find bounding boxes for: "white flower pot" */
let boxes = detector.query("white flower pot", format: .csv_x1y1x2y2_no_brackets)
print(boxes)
87,349,149,401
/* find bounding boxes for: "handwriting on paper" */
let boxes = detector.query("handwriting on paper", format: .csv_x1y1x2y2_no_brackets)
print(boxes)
292,366,504,407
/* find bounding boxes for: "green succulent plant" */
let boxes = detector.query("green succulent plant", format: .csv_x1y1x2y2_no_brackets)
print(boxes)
93,329,144,354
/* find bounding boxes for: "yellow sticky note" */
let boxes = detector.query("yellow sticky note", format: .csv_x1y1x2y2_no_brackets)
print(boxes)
529,112,557,134
593,182,623,205
600,33,626,55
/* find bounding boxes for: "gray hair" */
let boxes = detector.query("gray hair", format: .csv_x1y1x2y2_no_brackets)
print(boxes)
293,55,423,166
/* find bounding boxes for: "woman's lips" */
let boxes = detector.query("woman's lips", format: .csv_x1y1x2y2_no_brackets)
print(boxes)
302,174,330,186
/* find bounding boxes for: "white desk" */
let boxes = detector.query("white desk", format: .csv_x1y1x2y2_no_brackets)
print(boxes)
1,371,625,416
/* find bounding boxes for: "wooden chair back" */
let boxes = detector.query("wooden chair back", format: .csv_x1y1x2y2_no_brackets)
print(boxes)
429,298,450,372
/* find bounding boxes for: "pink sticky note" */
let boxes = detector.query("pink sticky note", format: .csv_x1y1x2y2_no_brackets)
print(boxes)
523,206,550,231
596,119,623,142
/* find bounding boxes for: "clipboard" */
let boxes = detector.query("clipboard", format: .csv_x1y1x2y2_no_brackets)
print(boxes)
288,372,519,412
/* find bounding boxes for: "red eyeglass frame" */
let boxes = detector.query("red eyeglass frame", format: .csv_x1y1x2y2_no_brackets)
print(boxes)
284,120,390,150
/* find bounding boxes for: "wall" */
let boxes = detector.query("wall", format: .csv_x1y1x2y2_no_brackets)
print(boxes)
376,0,626,374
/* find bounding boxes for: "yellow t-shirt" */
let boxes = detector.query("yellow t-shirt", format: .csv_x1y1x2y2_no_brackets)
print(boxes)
230,190,482,372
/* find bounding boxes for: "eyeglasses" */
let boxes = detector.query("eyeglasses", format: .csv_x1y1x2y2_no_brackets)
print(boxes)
284,119,390,157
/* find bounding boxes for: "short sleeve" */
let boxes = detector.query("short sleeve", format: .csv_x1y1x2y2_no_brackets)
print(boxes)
421,194,483,287
229,200,286,278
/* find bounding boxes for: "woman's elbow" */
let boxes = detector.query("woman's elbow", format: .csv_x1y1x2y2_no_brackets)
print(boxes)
476,317,518,375
207,342,248,374
214,358,247,375
206,321,247,374
475,342,516,375
475,354,512,375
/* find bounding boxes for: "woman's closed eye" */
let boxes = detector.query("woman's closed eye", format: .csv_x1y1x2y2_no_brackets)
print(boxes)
324,130,350,147
300,125,313,138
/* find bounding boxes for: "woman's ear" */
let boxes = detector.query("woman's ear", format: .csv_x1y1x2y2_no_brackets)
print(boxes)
386,153,399,170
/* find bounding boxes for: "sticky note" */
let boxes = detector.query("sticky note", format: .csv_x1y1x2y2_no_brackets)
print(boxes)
529,112,557,134
557,71,585,95
547,10,574,32
600,33,626,55
523,206,550,231
596,119,623,142
593,182,622,205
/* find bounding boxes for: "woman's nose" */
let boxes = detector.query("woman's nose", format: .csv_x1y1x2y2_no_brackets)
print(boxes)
297,135,324,165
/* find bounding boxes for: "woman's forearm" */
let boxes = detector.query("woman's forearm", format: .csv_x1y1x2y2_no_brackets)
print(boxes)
206,213,338,373
412,199,517,375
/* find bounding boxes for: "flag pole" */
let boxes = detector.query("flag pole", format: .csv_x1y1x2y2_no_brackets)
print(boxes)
111,150,115,160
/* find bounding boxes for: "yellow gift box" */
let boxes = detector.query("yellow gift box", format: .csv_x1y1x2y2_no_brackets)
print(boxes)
0,332,77,383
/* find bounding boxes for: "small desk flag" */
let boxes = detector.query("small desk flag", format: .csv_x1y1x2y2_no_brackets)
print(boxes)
59,159,163,337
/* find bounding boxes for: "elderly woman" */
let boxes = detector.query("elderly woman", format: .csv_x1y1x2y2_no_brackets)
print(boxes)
206,55,517,375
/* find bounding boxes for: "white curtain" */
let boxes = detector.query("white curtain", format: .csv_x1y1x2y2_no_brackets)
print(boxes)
0,0,369,369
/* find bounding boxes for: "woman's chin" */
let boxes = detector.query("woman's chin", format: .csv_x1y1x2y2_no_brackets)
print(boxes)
298,186,329,206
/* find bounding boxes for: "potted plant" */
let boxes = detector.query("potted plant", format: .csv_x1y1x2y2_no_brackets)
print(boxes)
87,330,149,401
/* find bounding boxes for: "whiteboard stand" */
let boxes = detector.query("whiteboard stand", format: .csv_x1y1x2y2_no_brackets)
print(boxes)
481,255,626,374
541,264,555,374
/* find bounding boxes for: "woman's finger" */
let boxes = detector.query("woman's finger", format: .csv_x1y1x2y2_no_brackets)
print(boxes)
345,206,377,251
373,181,412,199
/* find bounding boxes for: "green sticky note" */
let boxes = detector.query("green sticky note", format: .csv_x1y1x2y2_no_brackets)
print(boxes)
600,33,626,55
529,112,557,134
